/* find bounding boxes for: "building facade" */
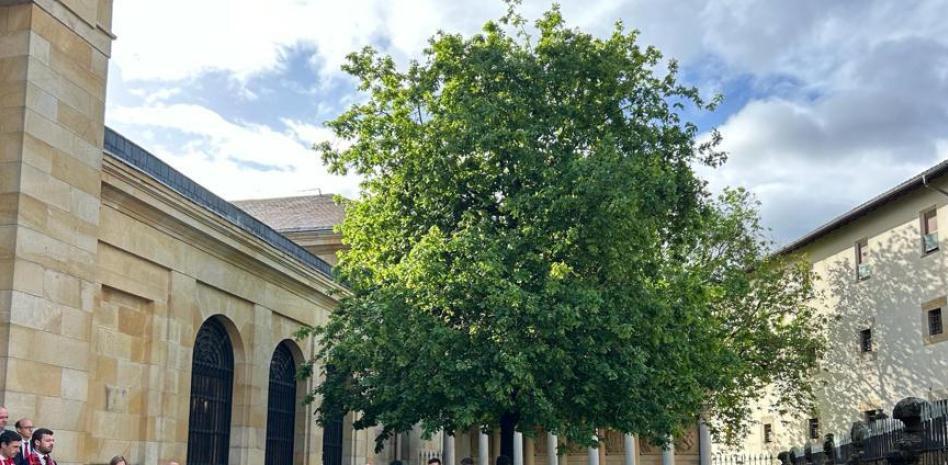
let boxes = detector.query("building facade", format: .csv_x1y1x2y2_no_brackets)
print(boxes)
0,1,375,463
0,1,713,464
734,162,948,453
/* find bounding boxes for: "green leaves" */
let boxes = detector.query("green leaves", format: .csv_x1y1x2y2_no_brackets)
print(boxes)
300,5,824,450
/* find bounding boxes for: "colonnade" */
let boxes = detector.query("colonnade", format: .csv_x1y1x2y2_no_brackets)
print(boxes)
438,419,714,465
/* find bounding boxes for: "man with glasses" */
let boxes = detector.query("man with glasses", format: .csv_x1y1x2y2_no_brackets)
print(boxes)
13,419,33,465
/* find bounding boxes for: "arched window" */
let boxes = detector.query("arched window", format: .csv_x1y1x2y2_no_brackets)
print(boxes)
187,318,234,465
266,343,297,465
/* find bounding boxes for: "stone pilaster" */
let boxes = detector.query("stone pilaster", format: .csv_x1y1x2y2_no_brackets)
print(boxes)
0,0,112,463
523,436,534,465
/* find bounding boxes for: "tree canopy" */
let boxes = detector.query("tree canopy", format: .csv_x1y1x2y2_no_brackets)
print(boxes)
299,4,825,449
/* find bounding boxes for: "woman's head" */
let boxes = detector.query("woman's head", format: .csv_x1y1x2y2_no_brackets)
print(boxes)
109,455,127,465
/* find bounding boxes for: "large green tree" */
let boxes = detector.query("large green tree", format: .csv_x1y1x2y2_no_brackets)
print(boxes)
299,5,825,450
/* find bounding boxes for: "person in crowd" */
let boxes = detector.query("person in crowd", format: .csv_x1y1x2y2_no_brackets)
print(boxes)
13,419,33,462
0,430,21,465
25,428,55,465
0,408,9,431
429,458,442,465
108,456,126,465
461,457,475,465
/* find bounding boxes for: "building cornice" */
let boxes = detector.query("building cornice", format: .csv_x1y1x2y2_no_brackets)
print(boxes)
102,155,348,311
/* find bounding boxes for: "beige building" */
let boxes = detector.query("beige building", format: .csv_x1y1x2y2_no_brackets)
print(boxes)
734,161,948,453
0,1,713,464
0,0,372,463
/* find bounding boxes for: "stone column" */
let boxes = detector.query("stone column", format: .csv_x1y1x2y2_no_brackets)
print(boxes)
480,429,491,465
699,420,711,465
588,435,600,465
661,439,674,465
0,0,113,464
444,432,456,465
547,433,558,465
514,431,524,465
623,434,635,465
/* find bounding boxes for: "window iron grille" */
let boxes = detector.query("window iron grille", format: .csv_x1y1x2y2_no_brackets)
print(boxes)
930,308,944,336
266,343,298,465
187,319,234,465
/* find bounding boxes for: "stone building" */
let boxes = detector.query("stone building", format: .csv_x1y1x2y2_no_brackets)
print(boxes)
0,0,359,463
734,161,948,453
0,1,713,464
233,195,345,267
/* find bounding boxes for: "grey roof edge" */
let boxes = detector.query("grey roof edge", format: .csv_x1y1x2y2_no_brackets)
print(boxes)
777,158,948,256
102,127,335,279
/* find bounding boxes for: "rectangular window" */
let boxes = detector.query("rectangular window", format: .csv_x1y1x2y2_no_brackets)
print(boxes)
930,308,944,336
856,239,870,280
763,424,773,443
860,328,873,352
923,209,939,253
808,418,820,440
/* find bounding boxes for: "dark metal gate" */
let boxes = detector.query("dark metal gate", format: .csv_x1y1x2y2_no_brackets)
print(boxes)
266,343,297,465
187,319,234,465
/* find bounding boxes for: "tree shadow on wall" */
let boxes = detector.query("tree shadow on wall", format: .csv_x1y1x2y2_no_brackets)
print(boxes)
799,225,948,448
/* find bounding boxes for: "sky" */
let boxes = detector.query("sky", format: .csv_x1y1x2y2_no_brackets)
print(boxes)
104,0,948,246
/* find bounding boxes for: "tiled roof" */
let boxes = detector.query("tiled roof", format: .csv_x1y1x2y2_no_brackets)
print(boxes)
233,194,345,232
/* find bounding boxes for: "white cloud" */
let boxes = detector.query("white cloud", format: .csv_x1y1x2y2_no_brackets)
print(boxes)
108,104,361,200
111,0,507,83
106,0,948,243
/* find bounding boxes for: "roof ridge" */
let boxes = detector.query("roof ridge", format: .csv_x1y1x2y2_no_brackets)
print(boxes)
232,193,340,204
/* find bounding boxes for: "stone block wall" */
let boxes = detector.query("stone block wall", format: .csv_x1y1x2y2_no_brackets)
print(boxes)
0,0,113,462
0,2,369,464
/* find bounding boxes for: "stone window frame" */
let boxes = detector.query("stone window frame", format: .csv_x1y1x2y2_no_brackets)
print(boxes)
808,418,820,440
921,296,948,345
854,237,870,282
763,423,774,444
920,207,940,257
856,318,878,362
863,408,884,423
859,328,873,353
